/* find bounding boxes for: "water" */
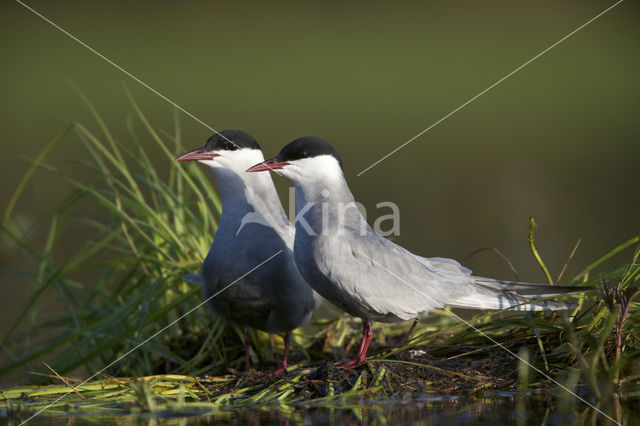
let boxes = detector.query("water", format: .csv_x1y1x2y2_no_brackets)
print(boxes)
5,393,636,425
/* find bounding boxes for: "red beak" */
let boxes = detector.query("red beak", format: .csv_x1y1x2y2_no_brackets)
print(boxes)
246,157,290,172
176,148,220,162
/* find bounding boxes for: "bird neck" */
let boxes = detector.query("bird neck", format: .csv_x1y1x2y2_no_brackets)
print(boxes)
293,174,366,236
212,167,290,231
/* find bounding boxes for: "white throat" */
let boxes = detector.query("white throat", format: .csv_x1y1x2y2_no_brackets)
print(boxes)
282,155,365,234
206,149,291,234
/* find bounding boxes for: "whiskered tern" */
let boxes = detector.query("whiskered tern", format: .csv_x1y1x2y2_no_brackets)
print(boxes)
177,130,321,373
247,137,584,369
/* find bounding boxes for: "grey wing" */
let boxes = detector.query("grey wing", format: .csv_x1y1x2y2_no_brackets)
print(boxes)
320,230,457,321
418,256,473,275
420,257,580,311
324,233,579,316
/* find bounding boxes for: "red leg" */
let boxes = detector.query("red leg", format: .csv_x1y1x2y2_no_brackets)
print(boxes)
336,320,374,369
358,322,374,359
244,328,252,371
271,332,290,375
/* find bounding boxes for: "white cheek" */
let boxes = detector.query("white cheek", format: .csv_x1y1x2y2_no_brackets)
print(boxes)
225,149,265,169
278,166,301,181
200,159,222,168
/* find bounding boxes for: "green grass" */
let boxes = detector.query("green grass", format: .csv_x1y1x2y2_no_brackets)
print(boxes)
1,90,639,423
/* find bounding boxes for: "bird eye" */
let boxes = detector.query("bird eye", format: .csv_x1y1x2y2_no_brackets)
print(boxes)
223,141,238,151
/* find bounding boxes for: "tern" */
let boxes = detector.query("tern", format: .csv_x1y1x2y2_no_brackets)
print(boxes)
247,136,585,369
177,130,321,374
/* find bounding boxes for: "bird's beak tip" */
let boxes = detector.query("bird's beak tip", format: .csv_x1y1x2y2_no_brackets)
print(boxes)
246,157,289,173
176,148,219,162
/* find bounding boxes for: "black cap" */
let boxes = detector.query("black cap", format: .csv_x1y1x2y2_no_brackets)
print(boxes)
277,137,343,170
204,130,261,152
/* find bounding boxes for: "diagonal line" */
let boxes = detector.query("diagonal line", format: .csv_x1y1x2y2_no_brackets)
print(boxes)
18,250,283,426
14,0,236,144
356,250,620,426
12,0,620,422
357,0,624,176
16,0,286,179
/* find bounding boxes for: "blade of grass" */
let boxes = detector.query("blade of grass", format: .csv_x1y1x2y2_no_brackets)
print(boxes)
570,236,640,284
529,217,554,285
3,124,73,228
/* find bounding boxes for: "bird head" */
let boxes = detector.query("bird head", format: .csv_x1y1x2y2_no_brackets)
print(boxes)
246,136,343,185
176,130,263,171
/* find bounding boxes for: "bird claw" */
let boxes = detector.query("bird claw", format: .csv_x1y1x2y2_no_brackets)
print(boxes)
270,366,288,376
335,359,363,370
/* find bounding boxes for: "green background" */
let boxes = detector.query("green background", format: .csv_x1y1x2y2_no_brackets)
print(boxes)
1,0,638,312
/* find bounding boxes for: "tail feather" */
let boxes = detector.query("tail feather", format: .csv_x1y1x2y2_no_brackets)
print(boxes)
448,292,577,311
473,277,589,297
447,276,589,311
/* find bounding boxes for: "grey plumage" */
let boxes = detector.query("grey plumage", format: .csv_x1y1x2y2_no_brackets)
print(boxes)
287,164,579,322
247,137,587,368
177,131,321,371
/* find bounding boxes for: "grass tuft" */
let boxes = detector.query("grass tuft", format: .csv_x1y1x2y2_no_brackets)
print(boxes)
1,92,639,423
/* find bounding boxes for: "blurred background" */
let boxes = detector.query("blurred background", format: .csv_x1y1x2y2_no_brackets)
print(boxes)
1,0,638,319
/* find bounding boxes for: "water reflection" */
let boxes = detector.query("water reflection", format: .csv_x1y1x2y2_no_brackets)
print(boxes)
8,393,636,425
